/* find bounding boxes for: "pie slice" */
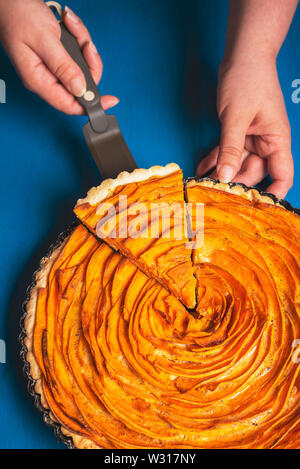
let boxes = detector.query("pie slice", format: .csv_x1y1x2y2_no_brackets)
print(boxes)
185,179,300,337
74,163,196,309
25,224,199,449
23,174,300,449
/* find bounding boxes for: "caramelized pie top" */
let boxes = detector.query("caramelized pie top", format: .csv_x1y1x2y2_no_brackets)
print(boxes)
24,165,300,449
74,164,196,309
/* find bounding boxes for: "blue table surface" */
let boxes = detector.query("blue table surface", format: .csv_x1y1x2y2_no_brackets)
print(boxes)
0,0,299,449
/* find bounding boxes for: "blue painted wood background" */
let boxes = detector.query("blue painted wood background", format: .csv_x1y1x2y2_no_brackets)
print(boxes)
0,0,299,449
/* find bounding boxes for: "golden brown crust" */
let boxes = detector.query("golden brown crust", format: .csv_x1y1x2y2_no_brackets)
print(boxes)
186,179,278,205
76,163,180,207
24,242,65,381
24,238,103,449
74,164,196,310
23,171,300,449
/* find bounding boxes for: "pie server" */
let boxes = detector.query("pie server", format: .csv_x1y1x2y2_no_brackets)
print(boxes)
47,1,138,179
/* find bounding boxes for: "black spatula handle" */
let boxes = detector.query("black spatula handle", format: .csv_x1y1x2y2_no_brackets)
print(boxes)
60,24,108,133
47,2,108,133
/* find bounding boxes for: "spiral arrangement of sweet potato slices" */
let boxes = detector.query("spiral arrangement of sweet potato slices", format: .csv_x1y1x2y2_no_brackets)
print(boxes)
26,177,300,449
74,165,196,309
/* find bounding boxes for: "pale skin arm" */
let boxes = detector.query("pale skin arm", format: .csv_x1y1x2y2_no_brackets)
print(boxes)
196,0,299,198
0,0,118,114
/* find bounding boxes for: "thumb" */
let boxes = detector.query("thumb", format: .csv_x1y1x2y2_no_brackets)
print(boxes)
217,108,250,183
37,34,86,97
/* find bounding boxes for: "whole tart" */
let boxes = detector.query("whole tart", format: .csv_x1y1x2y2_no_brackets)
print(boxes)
22,164,300,449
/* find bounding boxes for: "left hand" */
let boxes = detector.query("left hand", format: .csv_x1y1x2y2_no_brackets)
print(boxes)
0,1,118,115
196,56,294,199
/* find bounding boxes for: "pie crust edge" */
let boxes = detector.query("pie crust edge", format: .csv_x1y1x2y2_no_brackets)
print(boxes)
75,162,180,207
23,239,101,449
23,175,293,450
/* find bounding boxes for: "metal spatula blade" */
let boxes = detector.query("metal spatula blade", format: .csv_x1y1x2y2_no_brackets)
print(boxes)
83,116,137,179
47,2,138,179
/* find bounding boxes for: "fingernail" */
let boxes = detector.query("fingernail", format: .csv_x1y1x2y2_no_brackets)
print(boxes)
65,6,79,23
218,165,234,183
70,77,86,97
111,97,120,107
89,41,98,54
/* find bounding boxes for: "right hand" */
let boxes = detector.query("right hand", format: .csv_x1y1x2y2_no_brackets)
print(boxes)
0,0,119,114
196,57,293,199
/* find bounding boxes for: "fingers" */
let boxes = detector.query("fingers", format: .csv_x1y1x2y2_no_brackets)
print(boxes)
100,95,120,110
232,154,268,186
63,6,92,47
217,107,251,183
266,147,294,199
196,147,219,177
36,32,87,97
15,5,118,115
82,41,103,85
242,134,293,197
196,147,249,179
13,42,118,114
63,6,103,85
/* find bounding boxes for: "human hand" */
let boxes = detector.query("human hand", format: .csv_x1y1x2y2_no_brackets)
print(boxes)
196,56,294,199
0,0,118,114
